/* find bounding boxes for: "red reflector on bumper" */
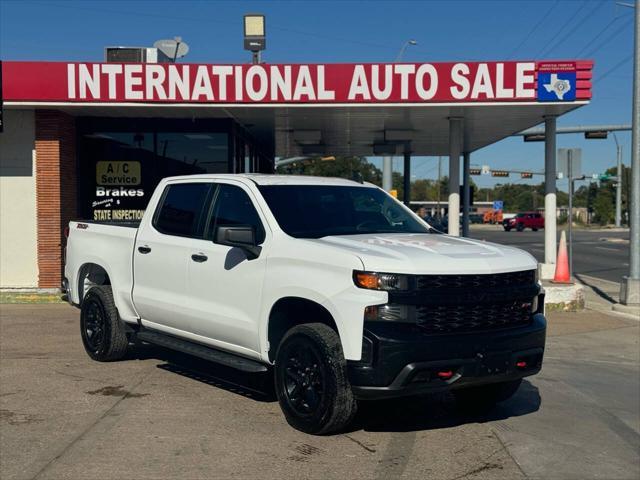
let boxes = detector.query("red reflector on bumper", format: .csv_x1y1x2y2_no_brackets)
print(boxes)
437,370,454,379
516,361,527,368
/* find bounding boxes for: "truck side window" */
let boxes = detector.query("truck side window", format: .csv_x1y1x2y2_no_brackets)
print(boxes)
154,183,211,238
210,184,266,244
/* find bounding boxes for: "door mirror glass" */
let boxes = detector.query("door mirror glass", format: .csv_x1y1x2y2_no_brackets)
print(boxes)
215,226,261,259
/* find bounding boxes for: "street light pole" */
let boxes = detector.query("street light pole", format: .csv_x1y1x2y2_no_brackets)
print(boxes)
613,132,623,227
382,40,418,195
617,1,640,306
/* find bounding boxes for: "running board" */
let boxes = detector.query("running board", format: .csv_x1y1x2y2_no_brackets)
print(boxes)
136,329,268,373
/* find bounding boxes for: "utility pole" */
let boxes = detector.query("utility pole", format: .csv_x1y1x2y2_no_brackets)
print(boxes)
617,1,640,307
382,156,392,191
436,156,442,217
613,132,623,227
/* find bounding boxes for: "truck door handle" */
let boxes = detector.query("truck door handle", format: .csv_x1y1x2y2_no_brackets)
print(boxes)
191,253,208,263
138,246,152,254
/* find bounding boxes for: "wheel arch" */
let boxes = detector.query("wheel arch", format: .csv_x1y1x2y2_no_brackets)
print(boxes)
267,296,340,362
76,262,111,305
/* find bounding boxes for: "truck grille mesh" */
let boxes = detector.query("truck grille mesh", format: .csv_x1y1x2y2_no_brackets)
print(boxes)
415,300,533,334
415,270,536,290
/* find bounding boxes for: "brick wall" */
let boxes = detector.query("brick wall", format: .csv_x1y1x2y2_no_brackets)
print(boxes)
35,110,77,289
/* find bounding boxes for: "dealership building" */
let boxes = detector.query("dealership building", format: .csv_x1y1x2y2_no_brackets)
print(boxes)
0,58,593,290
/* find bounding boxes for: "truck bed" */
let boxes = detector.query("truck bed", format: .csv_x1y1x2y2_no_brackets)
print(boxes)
64,220,139,323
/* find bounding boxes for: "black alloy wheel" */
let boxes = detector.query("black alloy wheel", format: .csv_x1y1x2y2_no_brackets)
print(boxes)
274,323,357,435
80,286,130,361
282,339,326,416
82,297,107,355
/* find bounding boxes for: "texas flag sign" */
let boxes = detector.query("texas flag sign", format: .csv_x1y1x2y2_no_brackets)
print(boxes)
538,62,577,102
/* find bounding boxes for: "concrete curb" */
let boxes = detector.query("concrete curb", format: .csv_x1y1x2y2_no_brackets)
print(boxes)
543,282,585,312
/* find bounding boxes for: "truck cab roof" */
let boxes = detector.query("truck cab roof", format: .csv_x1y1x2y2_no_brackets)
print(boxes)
161,173,372,187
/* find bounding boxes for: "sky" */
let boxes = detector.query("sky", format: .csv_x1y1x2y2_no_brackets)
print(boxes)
0,0,635,191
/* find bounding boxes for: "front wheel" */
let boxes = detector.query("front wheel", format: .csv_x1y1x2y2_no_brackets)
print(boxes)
274,323,357,435
454,379,522,412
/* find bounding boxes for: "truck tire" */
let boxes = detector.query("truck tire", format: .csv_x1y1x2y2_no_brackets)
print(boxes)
80,285,129,362
532,227,538,231
274,323,357,435
454,379,522,411
504,226,511,232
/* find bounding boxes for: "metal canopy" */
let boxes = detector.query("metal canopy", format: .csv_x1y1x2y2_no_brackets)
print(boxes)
7,101,585,157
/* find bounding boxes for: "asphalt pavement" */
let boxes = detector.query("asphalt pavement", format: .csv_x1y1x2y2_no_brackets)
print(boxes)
1,304,638,480
470,226,630,283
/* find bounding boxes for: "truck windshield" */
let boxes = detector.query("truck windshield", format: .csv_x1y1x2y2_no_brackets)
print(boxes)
257,185,431,239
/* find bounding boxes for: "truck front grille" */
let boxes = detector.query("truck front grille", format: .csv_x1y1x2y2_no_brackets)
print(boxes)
415,270,535,290
415,300,533,334
386,270,539,334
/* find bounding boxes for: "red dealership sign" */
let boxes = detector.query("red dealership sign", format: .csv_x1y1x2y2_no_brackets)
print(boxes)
1,61,592,104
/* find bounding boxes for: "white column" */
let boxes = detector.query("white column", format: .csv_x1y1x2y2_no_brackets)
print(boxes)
448,117,463,236
542,115,558,278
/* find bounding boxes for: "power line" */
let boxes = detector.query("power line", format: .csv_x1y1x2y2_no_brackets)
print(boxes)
594,54,634,83
582,16,634,58
534,0,588,58
539,0,608,58
576,14,624,57
506,0,559,60
27,0,405,53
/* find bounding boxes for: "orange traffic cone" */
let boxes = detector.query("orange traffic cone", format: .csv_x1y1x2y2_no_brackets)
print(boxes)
552,230,571,283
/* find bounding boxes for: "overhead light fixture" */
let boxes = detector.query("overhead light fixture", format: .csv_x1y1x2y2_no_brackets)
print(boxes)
293,130,322,144
244,13,266,64
384,129,415,142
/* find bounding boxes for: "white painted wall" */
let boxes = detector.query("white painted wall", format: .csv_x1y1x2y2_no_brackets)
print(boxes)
0,110,38,288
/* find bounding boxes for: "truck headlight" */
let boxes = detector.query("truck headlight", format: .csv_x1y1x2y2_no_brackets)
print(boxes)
354,271,409,291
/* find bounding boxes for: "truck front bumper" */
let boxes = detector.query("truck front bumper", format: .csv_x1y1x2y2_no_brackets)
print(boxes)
348,313,546,400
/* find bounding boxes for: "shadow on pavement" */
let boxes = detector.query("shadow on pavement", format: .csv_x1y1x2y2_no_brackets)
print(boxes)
130,343,540,432
352,380,541,433
574,273,617,303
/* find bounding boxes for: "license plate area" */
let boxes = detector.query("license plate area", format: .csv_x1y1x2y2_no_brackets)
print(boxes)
478,351,510,376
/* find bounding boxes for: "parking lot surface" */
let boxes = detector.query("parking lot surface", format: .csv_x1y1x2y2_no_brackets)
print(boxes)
1,304,638,480
470,227,630,283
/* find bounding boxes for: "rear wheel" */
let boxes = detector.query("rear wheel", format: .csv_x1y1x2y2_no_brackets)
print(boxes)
80,286,129,361
454,379,522,411
274,323,357,435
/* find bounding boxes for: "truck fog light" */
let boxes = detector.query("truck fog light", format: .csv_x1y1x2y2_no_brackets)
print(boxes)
364,305,379,321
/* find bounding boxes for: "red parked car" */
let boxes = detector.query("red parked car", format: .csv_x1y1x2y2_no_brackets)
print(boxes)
504,212,544,232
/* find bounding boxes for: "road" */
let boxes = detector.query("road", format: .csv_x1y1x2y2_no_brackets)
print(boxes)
470,227,630,283
1,304,638,480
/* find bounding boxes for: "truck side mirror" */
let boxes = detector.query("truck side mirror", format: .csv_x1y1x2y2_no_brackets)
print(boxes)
215,226,261,259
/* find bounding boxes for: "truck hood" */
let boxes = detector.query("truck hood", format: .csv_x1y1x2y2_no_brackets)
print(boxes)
310,233,537,275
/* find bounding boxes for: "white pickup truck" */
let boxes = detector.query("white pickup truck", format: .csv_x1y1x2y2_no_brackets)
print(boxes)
64,174,546,434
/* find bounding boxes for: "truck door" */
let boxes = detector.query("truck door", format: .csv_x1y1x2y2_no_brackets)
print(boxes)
184,181,268,357
133,182,213,333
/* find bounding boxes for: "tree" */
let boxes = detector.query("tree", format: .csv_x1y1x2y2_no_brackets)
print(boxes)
276,156,382,185
593,188,615,225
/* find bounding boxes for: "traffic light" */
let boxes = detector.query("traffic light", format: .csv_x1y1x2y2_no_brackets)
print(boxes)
524,134,545,142
521,172,533,179
585,131,608,139
491,170,509,177
469,168,481,175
